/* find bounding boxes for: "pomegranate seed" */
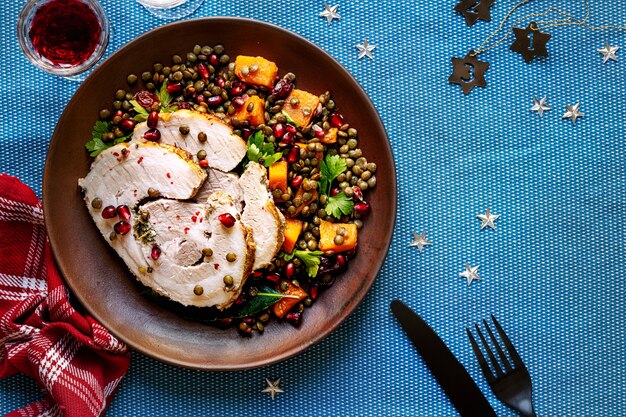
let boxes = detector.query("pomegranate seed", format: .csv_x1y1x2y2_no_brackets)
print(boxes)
285,311,302,327
312,124,325,139
329,113,344,128
266,273,280,283
232,97,245,108
336,254,347,268
151,245,161,260
147,111,159,128
101,205,117,219
287,146,300,163
114,110,123,118
235,294,246,305
196,63,210,79
218,213,236,228
309,285,318,300
116,205,131,222
167,83,182,94
113,221,131,235
206,96,222,106
209,54,219,66
331,187,341,197
285,124,297,134
242,317,255,324
272,78,293,99
143,128,161,142
230,85,243,96
273,123,285,138
352,186,363,201
134,90,159,108
291,175,303,187
252,271,264,280
199,159,209,168
282,131,295,145
119,119,135,132
354,201,371,216
285,262,295,277
242,129,252,139
216,77,225,88
195,94,206,104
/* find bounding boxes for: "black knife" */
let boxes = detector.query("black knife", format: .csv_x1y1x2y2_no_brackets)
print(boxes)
391,300,497,417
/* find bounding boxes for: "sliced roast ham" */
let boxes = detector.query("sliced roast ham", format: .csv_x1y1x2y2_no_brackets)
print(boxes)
239,163,285,270
133,109,247,172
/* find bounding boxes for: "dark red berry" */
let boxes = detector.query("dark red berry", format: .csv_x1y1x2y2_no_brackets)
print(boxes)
266,273,280,283
312,124,325,139
119,119,135,132
143,128,161,142
282,131,295,145
336,254,347,268
101,205,117,219
309,284,318,300
195,94,206,104
272,78,293,99
151,245,161,260
232,97,245,108
199,159,209,168
329,113,344,128
287,146,300,163
206,95,222,106
230,86,243,96
166,83,183,94
134,90,159,108
218,213,236,228
285,262,295,278
285,311,302,327
252,271,264,280
273,123,285,139
113,221,131,235
331,187,341,197
215,77,225,88
352,186,363,201
285,124,297,134
291,175,303,188
116,205,131,222
114,110,123,118
196,63,209,79
242,129,252,140
147,111,159,128
209,54,219,66
354,201,371,216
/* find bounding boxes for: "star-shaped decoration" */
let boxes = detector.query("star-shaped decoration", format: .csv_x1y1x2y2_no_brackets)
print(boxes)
449,51,490,95
319,3,340,25
597,41,619,63
476,208,500,230
562,102,584,125
459,263,481,286
261,378,284,400
530,96,551,117
356,39,376,60
510,22,551,63
454,0,494,27
409,231,431,254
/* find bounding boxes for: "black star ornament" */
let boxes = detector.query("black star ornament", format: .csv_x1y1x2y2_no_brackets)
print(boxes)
449,51,490,95
510,22,551,63
454,0,494,27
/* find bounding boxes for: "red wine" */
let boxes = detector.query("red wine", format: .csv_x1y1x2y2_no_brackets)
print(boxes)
29,0,102,67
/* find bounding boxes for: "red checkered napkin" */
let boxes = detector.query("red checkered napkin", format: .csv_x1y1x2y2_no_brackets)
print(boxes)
0,174,130,417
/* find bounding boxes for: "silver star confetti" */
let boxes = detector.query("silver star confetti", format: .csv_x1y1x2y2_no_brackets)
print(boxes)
476,208,500,230
409,231,431,254
261,378,284,400
562,102,584,125
597,41,619,63
319,3,340,25
356,39,376,60
530,97,550,117
459,263,481,286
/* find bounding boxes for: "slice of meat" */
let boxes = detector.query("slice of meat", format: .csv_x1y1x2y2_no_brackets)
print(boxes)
194,168,244,210
132,109,247,172
239,163,285,270
133,193,254,309
78,141,206,209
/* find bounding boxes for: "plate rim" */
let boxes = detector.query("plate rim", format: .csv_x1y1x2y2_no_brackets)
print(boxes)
43,16,397,370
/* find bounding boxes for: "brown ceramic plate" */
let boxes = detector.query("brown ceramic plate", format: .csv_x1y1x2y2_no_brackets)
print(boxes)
43,17,396,370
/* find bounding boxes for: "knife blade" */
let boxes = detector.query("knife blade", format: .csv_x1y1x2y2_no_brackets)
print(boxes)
391,300,497,417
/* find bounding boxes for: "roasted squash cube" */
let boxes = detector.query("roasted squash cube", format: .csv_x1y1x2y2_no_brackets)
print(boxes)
319,220,357,252
269,161,288,193
282,89,320,127
234,56,278,89
273,281,307,318
321,128,338,144
282,218,303,254
232,95,265,126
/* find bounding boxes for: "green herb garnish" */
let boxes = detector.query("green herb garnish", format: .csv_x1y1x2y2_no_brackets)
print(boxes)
247,130,282,167
156,81,173,108
284,250,324,277
325,192,354,219
319,154,347,196
85,121,131,157
130,100,149,122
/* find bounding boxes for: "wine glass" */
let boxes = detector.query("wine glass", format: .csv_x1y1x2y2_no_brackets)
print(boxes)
17,0,110,80
136,0,206,20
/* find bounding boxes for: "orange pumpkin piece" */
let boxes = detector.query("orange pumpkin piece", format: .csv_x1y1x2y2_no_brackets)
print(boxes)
321,128,338,144
282,218,303,254
282,89,320,127
234,56,278,89
269,161,288,193
232,95,265,126
319,220,358,252
273,282,307,318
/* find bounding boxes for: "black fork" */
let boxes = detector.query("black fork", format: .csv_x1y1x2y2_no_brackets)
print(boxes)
466,315,536,417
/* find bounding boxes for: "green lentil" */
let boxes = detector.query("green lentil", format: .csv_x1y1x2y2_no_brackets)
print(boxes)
226,253,237,262
194,285,204,295
197,150,207,160
202,248,213,257
347,139,358,149
198,132,207,142
223,275,234,286
279,281,290,292
138,266,147,274
127,74,138,85
141,71,152,81
179,125,190,135
367,177,377,188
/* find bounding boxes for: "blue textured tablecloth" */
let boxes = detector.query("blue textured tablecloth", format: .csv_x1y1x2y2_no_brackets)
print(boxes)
2,0,625,415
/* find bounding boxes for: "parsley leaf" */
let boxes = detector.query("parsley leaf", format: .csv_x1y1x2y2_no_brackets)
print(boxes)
130,100,149,122
319,154,347,196
85,120,132,157
85,137,109,157
246,130,282,167
284,250,324,277
156,81,173,107
325,192,354,218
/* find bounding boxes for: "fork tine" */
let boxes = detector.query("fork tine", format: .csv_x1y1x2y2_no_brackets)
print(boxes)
475,323,504,378
491,314,524,368
466,328,496,384
483,319,513,372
